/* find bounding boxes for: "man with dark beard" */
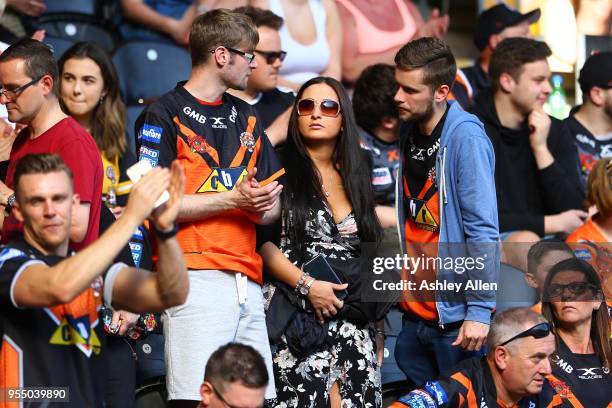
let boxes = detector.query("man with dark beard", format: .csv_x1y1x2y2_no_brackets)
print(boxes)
562,52,612,186
393,37,499,387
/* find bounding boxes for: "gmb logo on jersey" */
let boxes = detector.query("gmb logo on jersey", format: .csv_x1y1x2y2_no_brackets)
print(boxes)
198,166,247,193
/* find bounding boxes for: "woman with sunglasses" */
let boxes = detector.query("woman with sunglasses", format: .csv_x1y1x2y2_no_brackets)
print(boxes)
259,77,382,406
542,258,612,407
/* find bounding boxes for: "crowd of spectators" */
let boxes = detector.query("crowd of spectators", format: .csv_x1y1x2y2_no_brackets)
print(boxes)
0,1,610,408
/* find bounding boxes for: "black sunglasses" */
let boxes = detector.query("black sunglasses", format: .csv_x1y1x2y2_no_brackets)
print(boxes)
546,281,598,299
0,76,43,100
210,46,255,64
499,322,551,347
210,382,239,408
254,50,287,64
297,98,341,117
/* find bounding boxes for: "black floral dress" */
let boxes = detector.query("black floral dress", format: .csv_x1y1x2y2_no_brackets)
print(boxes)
264,200,382,408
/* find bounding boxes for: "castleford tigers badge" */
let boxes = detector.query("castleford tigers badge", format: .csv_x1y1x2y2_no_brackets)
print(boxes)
240,132,255,152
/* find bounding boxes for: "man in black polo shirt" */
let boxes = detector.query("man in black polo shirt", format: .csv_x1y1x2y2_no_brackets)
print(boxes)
230,6,294,146
0,153,187,406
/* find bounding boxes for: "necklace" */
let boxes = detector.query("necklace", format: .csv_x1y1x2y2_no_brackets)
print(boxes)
322,184,330,197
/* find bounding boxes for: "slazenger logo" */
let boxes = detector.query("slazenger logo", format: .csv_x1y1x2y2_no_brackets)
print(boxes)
183,106,206,124
210,117,227,129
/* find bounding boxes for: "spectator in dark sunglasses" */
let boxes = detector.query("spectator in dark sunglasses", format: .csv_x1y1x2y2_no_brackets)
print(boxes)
389,307,579,407
231,6,294,146
541,258,612,407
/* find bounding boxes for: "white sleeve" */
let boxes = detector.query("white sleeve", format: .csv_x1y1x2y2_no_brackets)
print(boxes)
103,262,128,308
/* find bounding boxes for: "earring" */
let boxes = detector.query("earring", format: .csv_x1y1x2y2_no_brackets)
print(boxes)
99,95,105,103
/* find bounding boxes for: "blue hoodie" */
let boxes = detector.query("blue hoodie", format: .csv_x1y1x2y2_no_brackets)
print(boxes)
396,101,500,326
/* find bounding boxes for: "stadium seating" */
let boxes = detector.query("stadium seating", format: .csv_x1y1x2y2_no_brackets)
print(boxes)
38,18,115,52
44,36,75,58
43,0,99,16
113,41,191,147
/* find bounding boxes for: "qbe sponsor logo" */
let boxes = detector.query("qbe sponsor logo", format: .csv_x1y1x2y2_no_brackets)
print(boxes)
183,106,206,124
139,146,159,167
139,124,163,143
198,166,247,193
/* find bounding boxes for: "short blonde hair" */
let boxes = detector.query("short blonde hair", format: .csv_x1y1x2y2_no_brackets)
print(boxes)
189,8,259,68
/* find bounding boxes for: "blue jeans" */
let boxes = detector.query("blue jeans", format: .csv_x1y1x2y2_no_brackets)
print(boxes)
394,315,483,387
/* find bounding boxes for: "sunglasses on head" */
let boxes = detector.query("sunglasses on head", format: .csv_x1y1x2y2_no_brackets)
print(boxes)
546,281,598,299
297,98,341,117
254,50,287,64
499,322,551,347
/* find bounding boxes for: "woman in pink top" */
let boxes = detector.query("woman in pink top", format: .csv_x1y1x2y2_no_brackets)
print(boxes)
336,0,449,83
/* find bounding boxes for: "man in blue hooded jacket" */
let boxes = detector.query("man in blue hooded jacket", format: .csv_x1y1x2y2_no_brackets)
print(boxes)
392,37,500,386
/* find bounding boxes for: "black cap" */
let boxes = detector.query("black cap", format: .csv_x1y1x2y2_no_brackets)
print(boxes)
579,51,612,93
474,4,541,51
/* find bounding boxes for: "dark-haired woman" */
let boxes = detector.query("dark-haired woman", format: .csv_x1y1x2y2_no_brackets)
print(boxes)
542,258,612,407
58,42,135,214
260,77,383,407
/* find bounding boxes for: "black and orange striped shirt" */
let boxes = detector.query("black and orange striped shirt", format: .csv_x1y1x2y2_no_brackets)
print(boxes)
389,356,585,408
135,83,284,283
0,239,107,407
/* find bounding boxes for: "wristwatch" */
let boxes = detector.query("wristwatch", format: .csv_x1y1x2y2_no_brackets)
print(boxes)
152,222,178,240
300,276,316,296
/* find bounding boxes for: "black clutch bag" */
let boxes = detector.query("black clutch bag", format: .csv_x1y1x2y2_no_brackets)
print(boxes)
302,254,348,300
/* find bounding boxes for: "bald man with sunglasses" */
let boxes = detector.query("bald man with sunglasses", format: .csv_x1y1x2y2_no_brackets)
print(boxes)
391,307,582,408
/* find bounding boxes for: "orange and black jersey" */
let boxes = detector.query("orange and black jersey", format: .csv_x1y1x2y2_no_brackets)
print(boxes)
0,238,108,407
549,337,612,407
390,356,584,408
135,83,284,283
